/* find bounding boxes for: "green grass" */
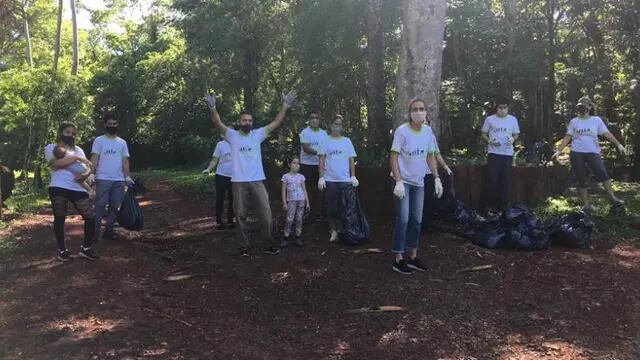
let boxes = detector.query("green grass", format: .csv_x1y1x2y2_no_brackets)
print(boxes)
1,182,49,226
532,181,640,241
134,168,216,195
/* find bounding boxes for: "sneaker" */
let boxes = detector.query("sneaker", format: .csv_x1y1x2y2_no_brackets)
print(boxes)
263,246,281,255
79,247,100,261
294,237,304,247
406,257,427,272
240,248,250,257
216,223,227,231
57,249,73,262
280,238,289,248
392,260,414,275
329,231,339,243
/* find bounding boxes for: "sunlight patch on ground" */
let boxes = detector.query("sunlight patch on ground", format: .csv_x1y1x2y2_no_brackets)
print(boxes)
270,271,292,284
299,266,328,281
498,340,590,360
377,322,409,346
331,339,351,357
48,315,130,341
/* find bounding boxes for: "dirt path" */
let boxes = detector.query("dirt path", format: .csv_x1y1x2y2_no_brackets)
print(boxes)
0,181,638,360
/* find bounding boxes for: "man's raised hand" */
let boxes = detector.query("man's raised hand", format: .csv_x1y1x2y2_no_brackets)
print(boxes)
205,94,217,111
282,90,297,108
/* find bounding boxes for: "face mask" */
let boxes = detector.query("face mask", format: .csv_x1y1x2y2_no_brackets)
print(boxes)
331,126,341,135
60,135,75,147
291,164,300,173
410,111,427,124
106,126,118,135
497,109,508,117
577,105,589,117
240,124,252,133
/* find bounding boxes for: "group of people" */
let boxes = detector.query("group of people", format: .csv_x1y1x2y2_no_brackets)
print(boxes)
46,93,628,274
45,114,133,261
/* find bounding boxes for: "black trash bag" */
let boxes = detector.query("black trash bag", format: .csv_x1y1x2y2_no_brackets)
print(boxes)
117,185,144,231
471,210,507,249
433,172,457,219
546,211,593,249
339,186,370,246
503,204,549,250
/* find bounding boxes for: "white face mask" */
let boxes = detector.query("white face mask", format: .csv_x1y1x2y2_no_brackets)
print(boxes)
331,125,342,135
410,111,427,124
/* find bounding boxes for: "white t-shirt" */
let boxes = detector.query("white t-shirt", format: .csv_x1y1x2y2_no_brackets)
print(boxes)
390,123,439,186
44,144,88,192
299,127,328,165
318,136,357,182
223,126,270,182
212,140,233,178
567,116,609,154
481,114,520,156
92,135,130,181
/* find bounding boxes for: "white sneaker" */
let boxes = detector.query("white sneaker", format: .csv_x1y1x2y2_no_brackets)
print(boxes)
329,231,339,243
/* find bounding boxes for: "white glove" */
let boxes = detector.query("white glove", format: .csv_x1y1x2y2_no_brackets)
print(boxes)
393,181,405,199
202,168,210,175
434,177,443,199
617,143,628,156
318,177,326,191
282,90,297,107
350,176,359,187
443,165,452,175
125,176,135,185
205,94,217,110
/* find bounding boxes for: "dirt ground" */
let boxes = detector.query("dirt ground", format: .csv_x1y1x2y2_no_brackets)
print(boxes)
0,181,639,360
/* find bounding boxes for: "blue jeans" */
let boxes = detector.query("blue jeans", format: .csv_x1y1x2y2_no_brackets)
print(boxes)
392,183,425,253
95,180,126,235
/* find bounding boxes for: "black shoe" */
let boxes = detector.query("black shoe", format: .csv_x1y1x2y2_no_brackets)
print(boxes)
216,223,227,231
294,237,304,247
57,249,73,262
392,260,414,275
263,246,281,255
79,247,100,261
280,238,289,248
240,248,250,257
406,257,427,272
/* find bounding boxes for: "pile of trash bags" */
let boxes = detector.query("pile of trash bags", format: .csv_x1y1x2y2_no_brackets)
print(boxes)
430,176,595,251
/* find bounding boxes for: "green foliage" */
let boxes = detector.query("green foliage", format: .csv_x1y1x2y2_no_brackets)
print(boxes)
0,181,49,227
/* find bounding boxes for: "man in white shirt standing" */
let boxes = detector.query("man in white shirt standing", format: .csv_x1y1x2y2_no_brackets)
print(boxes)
205,90,297,257
91,114,134,240
481,99,520,210
298,110,327,218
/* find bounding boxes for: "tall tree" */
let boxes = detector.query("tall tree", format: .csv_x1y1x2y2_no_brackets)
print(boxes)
69,0,78,75
53,0,62,70
392,0,447,134
23,0,32,67
366,0,387,147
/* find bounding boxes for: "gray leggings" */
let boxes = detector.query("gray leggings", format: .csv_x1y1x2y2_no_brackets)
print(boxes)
569,152,610,188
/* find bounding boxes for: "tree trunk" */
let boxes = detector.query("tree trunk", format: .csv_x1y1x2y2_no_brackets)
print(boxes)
543,0,557,139
366,0,387,147
53,0,63,71
23,1,32,67
242,41,258,114
392,0,447,136
631,79,640,175
70,0,79,75
501,0,517,99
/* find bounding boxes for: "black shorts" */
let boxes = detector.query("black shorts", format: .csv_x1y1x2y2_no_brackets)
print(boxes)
569,152,610,187
299,164,319,184
48,186,94,219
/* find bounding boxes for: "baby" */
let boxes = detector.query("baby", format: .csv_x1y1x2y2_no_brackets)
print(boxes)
53,145,95,197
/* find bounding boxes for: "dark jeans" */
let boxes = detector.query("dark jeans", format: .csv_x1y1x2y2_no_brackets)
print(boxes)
215,175,234,223
300,163,322,218
49,187,95,251
569,152,610,188
422,174,436,232
487,153,513,209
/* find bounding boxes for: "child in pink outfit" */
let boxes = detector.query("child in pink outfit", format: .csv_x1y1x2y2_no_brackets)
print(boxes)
280,157,310,247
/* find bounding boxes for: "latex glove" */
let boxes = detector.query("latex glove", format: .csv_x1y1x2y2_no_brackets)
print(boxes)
350,176,359,187
202,168,211,175
443,165,452,175
125,176,135,185
434,177,443,199
282,90,297,107
617,143,628,156
393,181,405,199
205,94,217,110
318,177,326,191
